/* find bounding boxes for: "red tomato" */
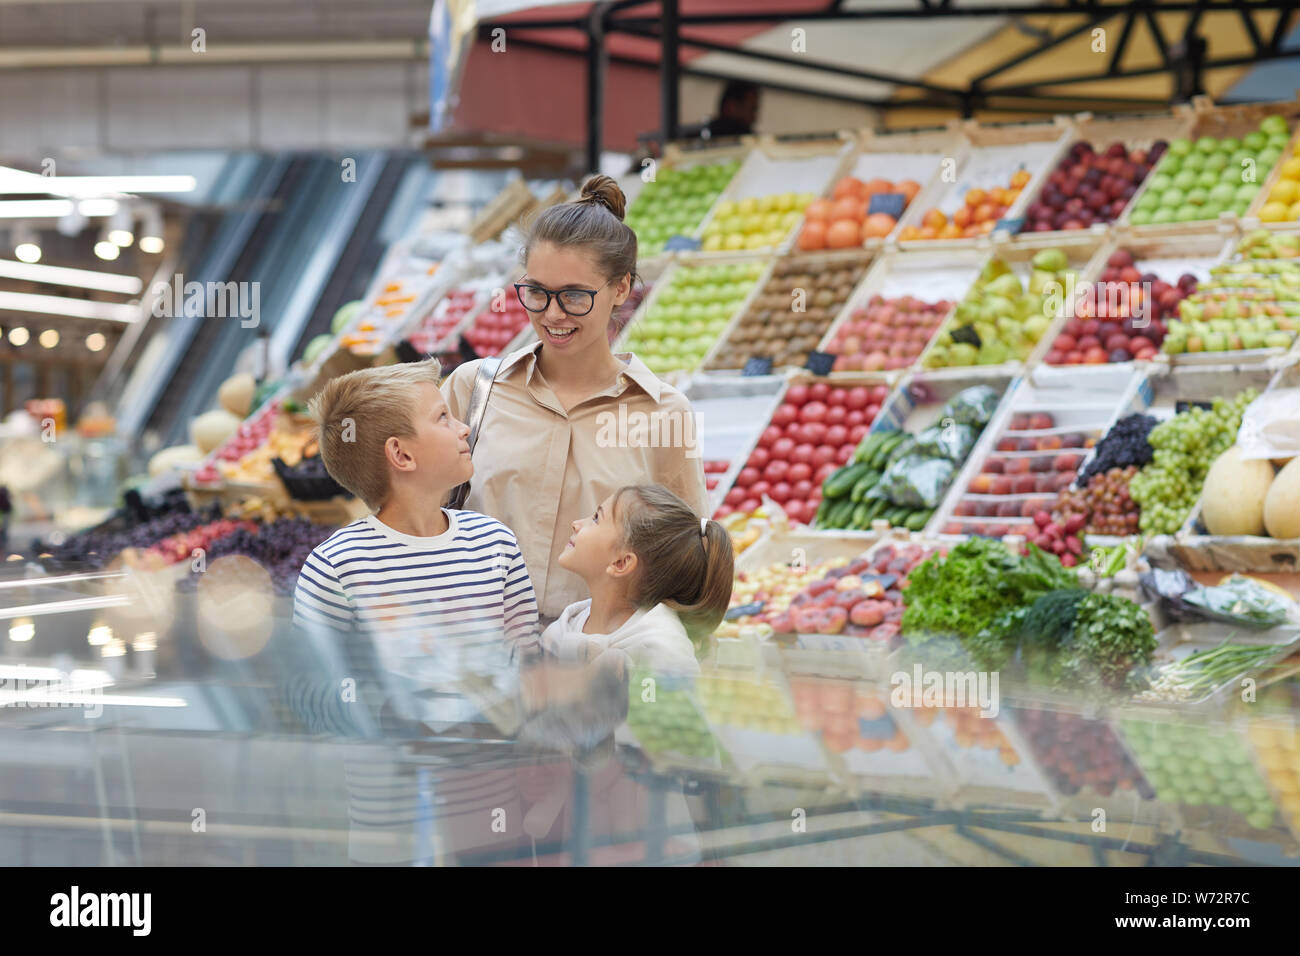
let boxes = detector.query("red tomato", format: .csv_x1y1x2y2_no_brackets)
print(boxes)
809,382,831,403
825,405,848,426
812,446,837,468
758,426,781,448
790,444,815,466
763,460,790,483
871,385,890,403
749,481,771,500
714,505,734,519
784,500,806,524
838,443,856,463
849,424,869,444
865,403,881,420
825,424,849,447
799,401,828,424
772,437,796,459
738,498,760,513
769,481,793,503
791,479,813,500
844,409,866,427
787,462,812,483
725,487,746,506
845,387,870,410
737,466,760,487
826,388,847,407
785,385,809,406
747,447,770,470
785,422,806,442
802,422,828,446
814,462,837,484
771,403,798,427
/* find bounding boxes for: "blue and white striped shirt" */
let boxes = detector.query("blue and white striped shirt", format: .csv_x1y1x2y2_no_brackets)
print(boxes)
293,509,539,698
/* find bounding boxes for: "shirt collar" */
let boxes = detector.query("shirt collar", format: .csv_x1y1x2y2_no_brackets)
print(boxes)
498,340,664,403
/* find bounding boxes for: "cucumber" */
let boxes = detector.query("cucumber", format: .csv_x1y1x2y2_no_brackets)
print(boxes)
851,502,874,529
885,507,910,526
849,470,880,503
904,508,933,531
853,432,885,464
813,496,833,526
871,432,906,470
823,462,870,498
827,498,856,528
862,498,888,521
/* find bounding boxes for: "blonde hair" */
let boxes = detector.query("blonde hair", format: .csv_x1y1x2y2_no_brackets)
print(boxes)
307,359,443,510
612,484,735,643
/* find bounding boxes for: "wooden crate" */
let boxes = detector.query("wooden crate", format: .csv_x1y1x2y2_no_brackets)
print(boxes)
466,179,538,244
701,247,875,373
841,125,964,249
894,116,1074,251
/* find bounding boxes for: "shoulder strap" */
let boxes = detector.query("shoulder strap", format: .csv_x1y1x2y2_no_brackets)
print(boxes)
464,356,502,453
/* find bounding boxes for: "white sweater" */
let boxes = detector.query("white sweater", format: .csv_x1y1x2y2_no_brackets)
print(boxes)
541,600,701,676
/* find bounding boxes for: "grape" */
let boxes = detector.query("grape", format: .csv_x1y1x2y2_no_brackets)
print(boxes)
1129,388,1256,533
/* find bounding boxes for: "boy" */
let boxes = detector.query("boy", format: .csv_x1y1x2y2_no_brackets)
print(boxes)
293,359,539,701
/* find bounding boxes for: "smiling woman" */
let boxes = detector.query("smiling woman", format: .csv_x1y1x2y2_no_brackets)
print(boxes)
441,176,710,621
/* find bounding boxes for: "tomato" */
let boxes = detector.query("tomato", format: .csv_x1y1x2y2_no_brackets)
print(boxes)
771,403,799,427
809,382,831,403
746,447,770,470
738,498,760,513
790,443,815,466
814,462,837,484
799,401,828,424
844,409,866,427
769,481,792,503
771,436,796,459
787,461,812,482
871,385,891,403
826,388,847,407
824,404,848,426
725,487,746,506
811,446,837,468
737,466,760,487
785,384,809,406
844,386,870,410
763,460,790,483
791,479,813,500
749,481,770,500
865,403,881,421
825,424,849,447
838,443,857,463
713,505,734,519
758,426,781,448
849,424,869,444
784,500,806,524
785,423,807,443
802,422,828,446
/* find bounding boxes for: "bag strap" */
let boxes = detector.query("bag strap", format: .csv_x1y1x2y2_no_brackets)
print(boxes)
464,356,502,453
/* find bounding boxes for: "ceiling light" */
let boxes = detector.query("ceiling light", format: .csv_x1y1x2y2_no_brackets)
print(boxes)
138,207,165,254
87,624,112,646
8,619,34,642
12,222,41,262
78,199,118,217
86,332,106,351
39,329,59,349
0,291,137,322
107,206,133,247
0,167,196,197
93,239,120,261
0,259,142,294
7,326,29,346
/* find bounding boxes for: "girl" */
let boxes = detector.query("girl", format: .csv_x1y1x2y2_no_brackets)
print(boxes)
441,176,709,624
540,484,735,675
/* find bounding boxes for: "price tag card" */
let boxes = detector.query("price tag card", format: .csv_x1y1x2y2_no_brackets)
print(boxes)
994,217,1026,234
803,350,836,376
1175,400,1214,413
664,235,702,252
866,193,907,219
742,356,774,377
949,325,981,348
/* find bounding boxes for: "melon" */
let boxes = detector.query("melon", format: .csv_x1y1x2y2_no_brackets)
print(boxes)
1263,456,1300,539
302,333,333,366
218,372,256,417
148,444,204,477
1201,445,1274,536
332,300,364,335
190,408,242,455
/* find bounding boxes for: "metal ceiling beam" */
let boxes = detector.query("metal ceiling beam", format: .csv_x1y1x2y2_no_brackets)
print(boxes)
970,11,1115,86
986,49,1300,97
1107,8,1138,75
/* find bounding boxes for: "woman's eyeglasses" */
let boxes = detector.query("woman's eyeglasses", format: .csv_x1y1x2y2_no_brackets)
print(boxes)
514,278,612,317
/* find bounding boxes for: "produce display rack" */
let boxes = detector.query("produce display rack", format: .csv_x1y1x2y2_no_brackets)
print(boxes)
695,133,856,257
895,116,1074,252
815,245,981,380
911,229,1109,380
843,124,962,249
681,372,789,514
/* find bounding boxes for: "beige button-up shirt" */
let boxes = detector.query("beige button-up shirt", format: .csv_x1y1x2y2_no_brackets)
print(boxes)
441,342,709,620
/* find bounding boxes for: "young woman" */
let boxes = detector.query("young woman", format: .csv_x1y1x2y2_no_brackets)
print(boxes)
441,175,709,622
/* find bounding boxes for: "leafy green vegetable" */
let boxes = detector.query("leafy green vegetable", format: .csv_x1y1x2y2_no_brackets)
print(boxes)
1063,593,1157,691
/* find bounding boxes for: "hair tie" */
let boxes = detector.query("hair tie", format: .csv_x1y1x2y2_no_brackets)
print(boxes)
700,518,709,549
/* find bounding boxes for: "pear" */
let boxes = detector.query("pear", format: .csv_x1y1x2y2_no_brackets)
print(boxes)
1028,269,1058,296
1265,331,1293,349
985,273,1023,298
980,258,1013,283
949,342,978,365
983,294,1016,320
1031,248,1069,273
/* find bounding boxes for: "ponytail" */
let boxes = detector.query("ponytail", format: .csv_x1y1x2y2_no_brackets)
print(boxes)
613,485,736,643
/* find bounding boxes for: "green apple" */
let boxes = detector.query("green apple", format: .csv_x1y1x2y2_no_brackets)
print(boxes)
1196,170,1219,189
1152,207,1176,223
1235,183,1261,202
1243,131,1268,152
1209,183,1236,204
1258,147,1283,169
1181,151,1205,171
1130,208,1153,225
1260,114,1289,137
1147,173,1173,192
1169,137,1193,156
1202,152,1229,171
1200,202,1225,219
1195,135,1219,154
1173,170,1198,191
1265,331,1294,349
1175,205,1203,222
1218,137,1241,154
1161,187,1187,207
1185,187,1209,205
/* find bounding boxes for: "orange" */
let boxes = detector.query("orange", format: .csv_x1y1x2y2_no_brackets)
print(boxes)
832,176,866,201
899,224,923,240
826,218,862,248
862,212,896,238
940,222,963,239
965,187,987,208
918,225,939,239
962,224,981,238
978,219,996,234
1010,169,1031,189
897,179,922,203
831,197,863,222
797,220,827,250
804,198,833,222
922,208,947,229
974,202,996,222
1005,188,1022,205
864,177,893,196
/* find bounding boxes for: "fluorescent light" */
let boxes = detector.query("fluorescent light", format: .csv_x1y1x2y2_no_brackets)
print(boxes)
0,259,142,294
93,240,120,261
86,332,106,352
14,242,40,263
0,595,131,620
78,199,119,217
0,291,137,322
0,200,74,218
7,620,33,642
7,327,29,346
0,167,196,197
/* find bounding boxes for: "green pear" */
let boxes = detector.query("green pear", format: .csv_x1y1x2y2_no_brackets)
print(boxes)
949,342,979,365
1028,269,1058,296
980,259,1013,283
1031,248,1069,273
1163,331,1187,354
1265,331,1293,349
985,273,1023,298
1023,315,1051,340
1204,332,1228,351
1241,330,1266,350
983,294,1016,319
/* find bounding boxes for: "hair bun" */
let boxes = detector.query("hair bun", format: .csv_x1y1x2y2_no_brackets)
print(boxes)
580,174,627,221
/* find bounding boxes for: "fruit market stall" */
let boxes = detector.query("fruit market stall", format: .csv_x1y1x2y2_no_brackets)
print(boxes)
623,145,745,258
680,373,788,514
